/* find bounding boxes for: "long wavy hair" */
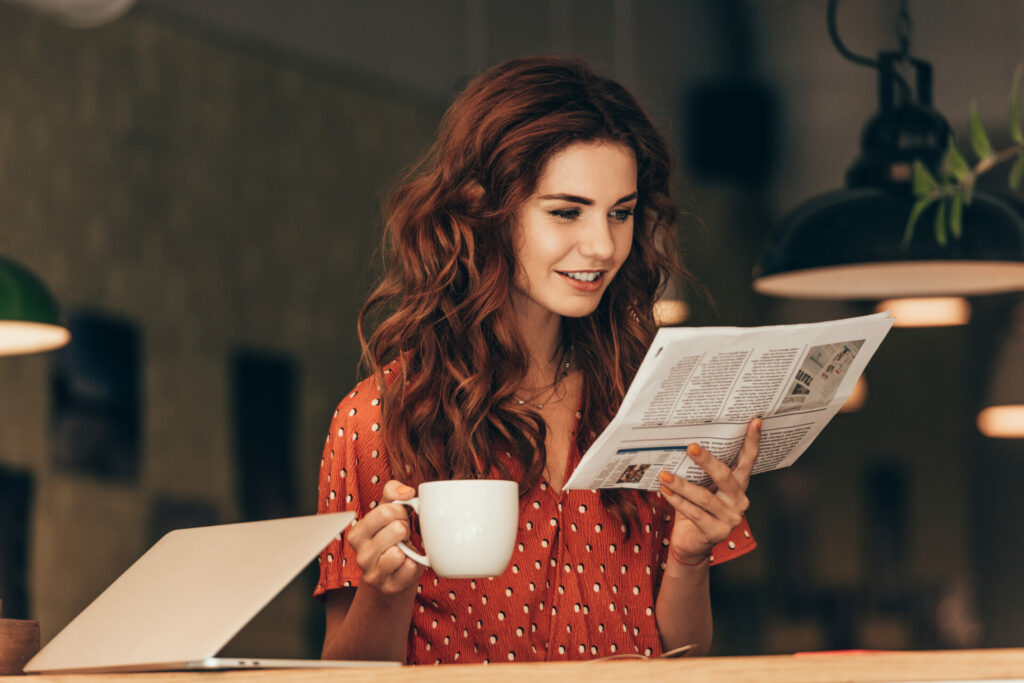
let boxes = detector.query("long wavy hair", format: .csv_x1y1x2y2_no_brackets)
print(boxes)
359,57,697,522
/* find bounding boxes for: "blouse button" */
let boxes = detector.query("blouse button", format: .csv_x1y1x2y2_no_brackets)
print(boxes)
728,540,736,550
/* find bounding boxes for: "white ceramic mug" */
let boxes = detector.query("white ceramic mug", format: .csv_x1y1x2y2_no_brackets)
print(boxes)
396,479,518,578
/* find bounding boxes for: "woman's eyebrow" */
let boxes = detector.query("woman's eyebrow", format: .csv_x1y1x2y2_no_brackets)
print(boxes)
538,193,593,205
537,191,638,205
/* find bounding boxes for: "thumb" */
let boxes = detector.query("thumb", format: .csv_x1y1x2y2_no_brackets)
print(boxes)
381,479,416,504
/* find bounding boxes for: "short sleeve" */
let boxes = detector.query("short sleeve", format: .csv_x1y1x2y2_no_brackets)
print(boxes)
314,376,392,599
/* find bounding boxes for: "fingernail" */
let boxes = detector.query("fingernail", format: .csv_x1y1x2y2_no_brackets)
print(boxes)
658,471,673,483
398,484,414,495
687,443,701,456
755,418,762,431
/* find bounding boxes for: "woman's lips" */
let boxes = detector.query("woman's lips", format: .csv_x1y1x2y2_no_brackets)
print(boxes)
556,271,605,292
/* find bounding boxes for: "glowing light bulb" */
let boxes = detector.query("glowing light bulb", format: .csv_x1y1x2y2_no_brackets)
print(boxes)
653,299,688,326
875,297,970,327
977,405,1024,439
840,376,868,413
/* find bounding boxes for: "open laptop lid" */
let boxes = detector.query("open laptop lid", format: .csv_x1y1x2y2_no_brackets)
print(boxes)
24,512,356,674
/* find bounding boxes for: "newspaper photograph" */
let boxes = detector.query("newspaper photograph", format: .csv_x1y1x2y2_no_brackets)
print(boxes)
564,312,894,491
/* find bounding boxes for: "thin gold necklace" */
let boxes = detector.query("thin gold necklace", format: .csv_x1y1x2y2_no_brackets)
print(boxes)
516,349,572,410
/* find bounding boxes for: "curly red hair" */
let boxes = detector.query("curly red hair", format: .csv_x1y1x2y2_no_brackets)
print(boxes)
358,57,697,521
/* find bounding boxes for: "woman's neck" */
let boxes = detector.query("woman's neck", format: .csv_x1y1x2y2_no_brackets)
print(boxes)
513,299,564,385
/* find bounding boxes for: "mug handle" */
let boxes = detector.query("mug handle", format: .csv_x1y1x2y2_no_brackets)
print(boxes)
395,498,430,567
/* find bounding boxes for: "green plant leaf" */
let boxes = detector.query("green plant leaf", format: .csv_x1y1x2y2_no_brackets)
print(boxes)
1010,153,1024,190
903,195,936,247
944,136,971,182
934,199,948,246
950,191,964,240
969,102,994,160
912,160,940,196
1011,64,1023,145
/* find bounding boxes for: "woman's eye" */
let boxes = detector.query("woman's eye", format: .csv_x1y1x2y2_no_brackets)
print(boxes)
549,208,581,221
609,208,635,223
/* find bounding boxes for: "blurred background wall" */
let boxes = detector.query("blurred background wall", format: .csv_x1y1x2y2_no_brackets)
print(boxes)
0,0,1021,658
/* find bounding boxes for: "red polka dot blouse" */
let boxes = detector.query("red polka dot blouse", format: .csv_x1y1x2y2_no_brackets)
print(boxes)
315,373,756,664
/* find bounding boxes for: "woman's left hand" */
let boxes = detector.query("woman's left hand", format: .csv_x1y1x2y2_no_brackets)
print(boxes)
658,418,761,565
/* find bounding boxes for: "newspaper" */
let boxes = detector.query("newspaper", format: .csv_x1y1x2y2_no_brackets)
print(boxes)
564,312,894,491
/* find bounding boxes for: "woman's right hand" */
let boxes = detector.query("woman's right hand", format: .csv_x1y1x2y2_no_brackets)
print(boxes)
322,480,422,661
345,479,424,595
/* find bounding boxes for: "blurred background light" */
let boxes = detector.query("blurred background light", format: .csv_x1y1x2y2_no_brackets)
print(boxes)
876,297,971,328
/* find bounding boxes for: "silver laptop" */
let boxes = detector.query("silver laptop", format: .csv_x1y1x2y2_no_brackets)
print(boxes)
24,512,398,673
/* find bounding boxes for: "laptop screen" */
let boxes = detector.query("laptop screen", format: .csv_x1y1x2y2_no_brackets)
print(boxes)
24,512,354,674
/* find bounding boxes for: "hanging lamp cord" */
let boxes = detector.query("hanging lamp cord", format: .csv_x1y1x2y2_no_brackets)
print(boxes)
896,0,912,63
827,0,913,100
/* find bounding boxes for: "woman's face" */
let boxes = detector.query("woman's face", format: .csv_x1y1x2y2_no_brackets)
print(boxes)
511,141,637,326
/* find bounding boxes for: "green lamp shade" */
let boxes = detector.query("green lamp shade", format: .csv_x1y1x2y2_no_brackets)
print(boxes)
0,257,70,356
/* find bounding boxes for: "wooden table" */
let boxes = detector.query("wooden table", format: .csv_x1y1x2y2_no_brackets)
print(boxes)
4,649,1024,682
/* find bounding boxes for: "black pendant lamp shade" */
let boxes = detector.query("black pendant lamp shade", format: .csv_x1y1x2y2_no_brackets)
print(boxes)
754,51,1024,300
755,187,1024,299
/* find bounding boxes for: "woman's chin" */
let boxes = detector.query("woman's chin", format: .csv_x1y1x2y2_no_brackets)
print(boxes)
552,302,603,319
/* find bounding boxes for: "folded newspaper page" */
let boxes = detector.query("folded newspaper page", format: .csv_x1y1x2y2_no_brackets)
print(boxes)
564,312,894,491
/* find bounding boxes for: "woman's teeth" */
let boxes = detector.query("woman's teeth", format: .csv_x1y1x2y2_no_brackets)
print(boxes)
562,271,601,282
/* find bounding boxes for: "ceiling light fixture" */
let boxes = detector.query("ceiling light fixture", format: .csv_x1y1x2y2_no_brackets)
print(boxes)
753,0,1024,300
840,375,868,413
0,257,71,356
978,303,1024,438
4,0,136,29
875,297,971,327
653,273,690,326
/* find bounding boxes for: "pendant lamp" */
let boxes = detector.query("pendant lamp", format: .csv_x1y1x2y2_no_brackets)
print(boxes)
874,297,971,327
978,302,1024,438
840,375,868,413
4,0,136,28
0,257,71,356
653,273,689,326
0,256,66,670
753,0,1024,300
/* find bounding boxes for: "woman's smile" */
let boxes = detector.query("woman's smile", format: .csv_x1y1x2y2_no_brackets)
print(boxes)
556,270,606,291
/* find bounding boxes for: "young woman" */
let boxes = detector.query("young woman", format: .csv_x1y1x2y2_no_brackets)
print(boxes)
315,57,760,664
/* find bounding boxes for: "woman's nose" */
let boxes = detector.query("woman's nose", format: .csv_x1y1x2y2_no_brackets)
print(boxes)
577,218,615,260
